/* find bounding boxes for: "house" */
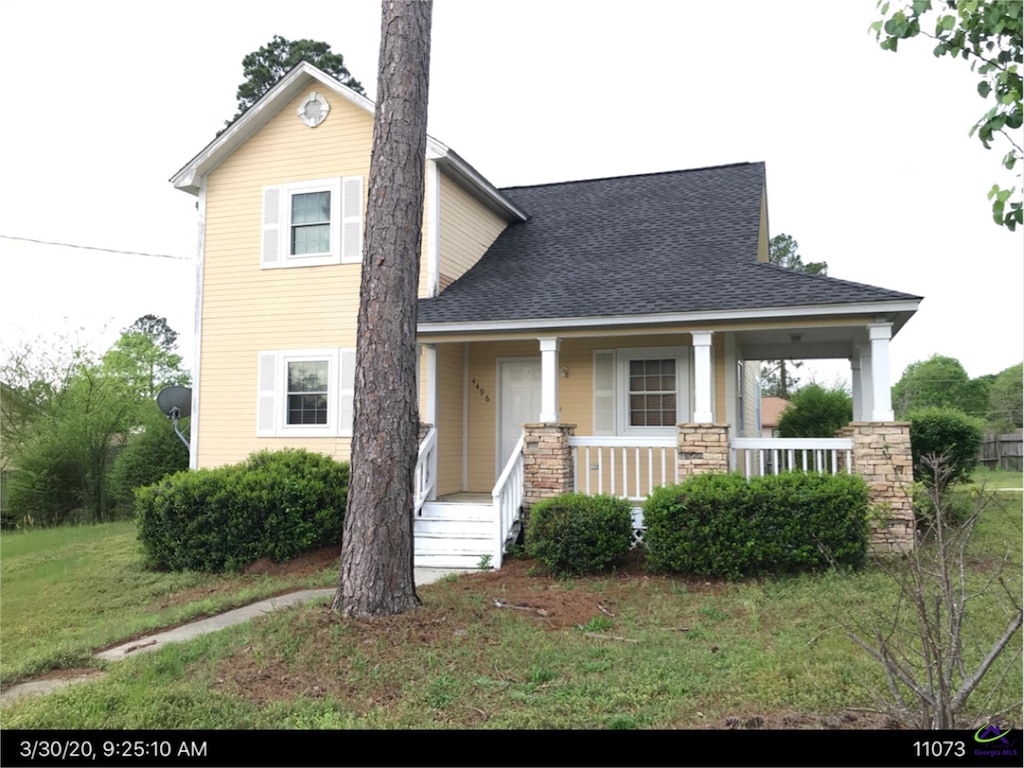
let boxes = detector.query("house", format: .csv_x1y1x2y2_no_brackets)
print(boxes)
172,62,922,568
759,396,790,438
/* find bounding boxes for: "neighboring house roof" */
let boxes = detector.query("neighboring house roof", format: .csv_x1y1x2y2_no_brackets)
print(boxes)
418,163,922,329
760,397,790,429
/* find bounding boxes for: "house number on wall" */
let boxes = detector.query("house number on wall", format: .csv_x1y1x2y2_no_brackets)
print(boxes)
471,378,490,402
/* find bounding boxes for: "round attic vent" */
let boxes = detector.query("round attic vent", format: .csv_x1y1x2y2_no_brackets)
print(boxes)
298,92,330,128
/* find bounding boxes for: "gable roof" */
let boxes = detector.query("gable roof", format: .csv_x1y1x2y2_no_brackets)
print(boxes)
418,162,921,329
170,61,527,222
760,397,790,428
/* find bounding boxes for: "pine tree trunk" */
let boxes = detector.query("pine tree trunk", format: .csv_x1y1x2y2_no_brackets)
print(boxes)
332,0,433,617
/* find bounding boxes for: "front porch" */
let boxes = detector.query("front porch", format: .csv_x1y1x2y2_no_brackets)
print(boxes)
412,420,915,569
411,318,916,569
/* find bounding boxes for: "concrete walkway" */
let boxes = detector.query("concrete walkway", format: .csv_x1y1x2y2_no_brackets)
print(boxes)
1,568,464,707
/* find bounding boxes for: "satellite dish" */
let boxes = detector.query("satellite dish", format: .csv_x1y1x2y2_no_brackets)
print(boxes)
157,386,192,419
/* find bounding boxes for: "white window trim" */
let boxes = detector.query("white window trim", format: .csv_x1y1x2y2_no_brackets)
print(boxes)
261,176,362,269
616,346,691,437
280,349,339,437
257,348,355,438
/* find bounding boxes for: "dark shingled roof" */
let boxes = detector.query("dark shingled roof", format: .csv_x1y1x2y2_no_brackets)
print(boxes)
418,162,921,325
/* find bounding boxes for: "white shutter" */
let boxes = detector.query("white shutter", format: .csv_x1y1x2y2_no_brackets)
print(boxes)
261,187,282,268
593,351,616,436
256,352,278,436
341,176,363,264
338,348,356,436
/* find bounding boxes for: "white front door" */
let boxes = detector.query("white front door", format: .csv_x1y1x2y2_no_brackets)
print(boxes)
498,359,542,477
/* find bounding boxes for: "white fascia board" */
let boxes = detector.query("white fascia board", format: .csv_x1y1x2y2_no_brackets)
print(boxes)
428,140,528,222
171,63,375,194
417,300,922,336
171,63,527,226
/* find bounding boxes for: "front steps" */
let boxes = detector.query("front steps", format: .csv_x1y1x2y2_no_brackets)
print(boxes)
414,501,496,569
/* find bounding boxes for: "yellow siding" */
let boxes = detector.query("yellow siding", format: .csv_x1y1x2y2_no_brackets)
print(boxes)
438,172,507,286
435,343,465,495
416,165,434,298
199,88,375,468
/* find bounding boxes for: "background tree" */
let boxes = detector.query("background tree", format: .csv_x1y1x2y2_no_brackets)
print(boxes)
986,361,1023,432
333,0,433,618
7,359,134,525
101,315,190,403
1,332,92,472
892,353,990,419
872,0,1023,230
108,402,189,517
231,35,365,123
777,383,853,438
759,234,829,398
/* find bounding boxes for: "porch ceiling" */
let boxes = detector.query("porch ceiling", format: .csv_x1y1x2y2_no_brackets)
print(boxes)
735,324,875,362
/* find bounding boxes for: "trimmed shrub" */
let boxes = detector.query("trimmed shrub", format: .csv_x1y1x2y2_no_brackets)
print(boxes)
777,384,853,438
135,448,348,572
643,472,870,579
908,407,985,485
525,493,634,577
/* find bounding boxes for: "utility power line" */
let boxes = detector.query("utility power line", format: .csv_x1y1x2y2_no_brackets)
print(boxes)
0,234,191,261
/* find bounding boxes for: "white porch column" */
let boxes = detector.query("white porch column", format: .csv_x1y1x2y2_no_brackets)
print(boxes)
692,331,714,423
421,343,437,426
869,323,894,421
539,337,561,423
850,356,863,422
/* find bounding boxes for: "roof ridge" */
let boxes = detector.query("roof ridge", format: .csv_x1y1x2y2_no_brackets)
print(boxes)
498,161,763,193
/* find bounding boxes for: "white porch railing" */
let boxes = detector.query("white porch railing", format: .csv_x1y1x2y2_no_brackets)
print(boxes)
568,436,679,502
729,437,854,478
414,427,438,515
491,434,525,569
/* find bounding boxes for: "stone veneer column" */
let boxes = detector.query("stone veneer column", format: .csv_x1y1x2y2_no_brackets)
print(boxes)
847,421,915,553
677,423,730,478
522,423,576,516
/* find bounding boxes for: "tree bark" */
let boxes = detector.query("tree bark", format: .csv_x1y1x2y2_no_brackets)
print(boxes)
332,0,433,617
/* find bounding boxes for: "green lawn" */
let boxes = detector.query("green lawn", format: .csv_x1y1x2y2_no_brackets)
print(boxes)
0,521,337,685
970,467,1024,491
2,498,1020,729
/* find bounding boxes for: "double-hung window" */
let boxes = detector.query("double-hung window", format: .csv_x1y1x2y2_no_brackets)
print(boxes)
286,359,330,425
261,177,363,268
257,349,356,437
627,359,677,427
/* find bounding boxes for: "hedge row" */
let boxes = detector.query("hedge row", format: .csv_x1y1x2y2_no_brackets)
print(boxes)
135,449,348,572
523,472,871,579
642,472,870,578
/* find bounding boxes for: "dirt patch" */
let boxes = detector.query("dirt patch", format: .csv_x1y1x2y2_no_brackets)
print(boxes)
243,545,340,578
33,668,104,683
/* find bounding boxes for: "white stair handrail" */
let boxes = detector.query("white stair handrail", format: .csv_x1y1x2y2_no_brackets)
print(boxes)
491,433,525,570
414,427,438,515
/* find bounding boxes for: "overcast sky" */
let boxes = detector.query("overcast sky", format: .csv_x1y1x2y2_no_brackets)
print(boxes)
1,0,1020,388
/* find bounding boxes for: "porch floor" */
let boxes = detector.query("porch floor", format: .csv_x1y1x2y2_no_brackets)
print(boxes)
436,492,492,504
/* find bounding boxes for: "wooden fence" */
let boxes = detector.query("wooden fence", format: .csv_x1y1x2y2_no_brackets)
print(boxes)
978,433,1023,472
